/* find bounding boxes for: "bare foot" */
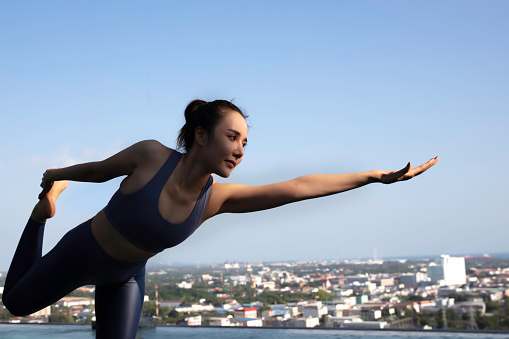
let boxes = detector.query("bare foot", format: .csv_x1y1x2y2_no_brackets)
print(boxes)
31,180,69,222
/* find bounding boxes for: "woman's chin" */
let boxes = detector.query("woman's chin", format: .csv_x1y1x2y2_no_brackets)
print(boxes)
215,169,233,178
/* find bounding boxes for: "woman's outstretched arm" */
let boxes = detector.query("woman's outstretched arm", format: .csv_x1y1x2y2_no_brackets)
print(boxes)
213,157,438,215
38,140,162,199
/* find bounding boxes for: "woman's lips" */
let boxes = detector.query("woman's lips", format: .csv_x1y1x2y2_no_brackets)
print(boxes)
225,160,236,168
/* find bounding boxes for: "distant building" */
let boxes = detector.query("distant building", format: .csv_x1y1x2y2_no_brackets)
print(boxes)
342,320,388,329
428,255,466,286
209,317,234,326
234,308,257,319
30,306,51,318
360,309,382,320
355,295,368,305
185,315,202,326
325,315,362,327
294,316,320,328
175,304,214,313
303,304,328,318
201,274,212,281
345,276,369,284
159,300,183,310
257,281,275,290
373,277,394,287
398,272,427,287
234,317,263,327
56,297,94,307
176,281,193,289
453,299,486,314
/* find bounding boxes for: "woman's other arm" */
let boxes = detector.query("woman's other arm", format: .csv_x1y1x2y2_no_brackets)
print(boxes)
39,140,162,199
213,157,438,215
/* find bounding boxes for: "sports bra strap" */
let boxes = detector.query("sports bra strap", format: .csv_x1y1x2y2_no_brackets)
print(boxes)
145,150,182,199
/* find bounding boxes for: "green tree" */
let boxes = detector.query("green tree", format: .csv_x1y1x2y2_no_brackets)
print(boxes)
49,314,69,323
312,290,335,301
486,301,501,312
0,311,13,321
142,301,156,317
477,315,500,330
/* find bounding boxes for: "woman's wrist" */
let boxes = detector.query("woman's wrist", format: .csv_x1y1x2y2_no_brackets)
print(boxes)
367,170,382,184
45,168,60,182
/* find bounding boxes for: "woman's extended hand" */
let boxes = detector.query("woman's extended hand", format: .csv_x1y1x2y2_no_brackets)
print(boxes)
39,169,58,199
378,157,439,184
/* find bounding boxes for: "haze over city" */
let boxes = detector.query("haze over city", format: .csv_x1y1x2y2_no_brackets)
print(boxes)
1,1,508,271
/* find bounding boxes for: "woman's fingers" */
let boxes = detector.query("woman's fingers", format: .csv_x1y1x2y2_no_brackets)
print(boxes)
408,157,439,178
38,182,53,200
380,157,438,184
39,169,56,198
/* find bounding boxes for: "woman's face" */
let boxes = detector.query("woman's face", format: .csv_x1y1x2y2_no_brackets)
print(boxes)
203,110,248,178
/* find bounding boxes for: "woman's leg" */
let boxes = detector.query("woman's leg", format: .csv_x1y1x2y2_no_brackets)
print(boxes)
95,266,146,339
2,218,45,298
2,180,69,315
2,220,99,316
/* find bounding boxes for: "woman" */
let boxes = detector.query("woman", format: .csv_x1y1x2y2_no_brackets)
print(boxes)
2,99,438,338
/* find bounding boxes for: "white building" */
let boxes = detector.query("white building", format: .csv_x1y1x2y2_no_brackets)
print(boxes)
56,297,95,307
325,315,362,327
234,318,263,327
185,315,202,326
294,316,320,328
209,317,235,326
428,254,466,286
176,281,193,289
175,304,214,313
342,320,388,329
30,306,51,318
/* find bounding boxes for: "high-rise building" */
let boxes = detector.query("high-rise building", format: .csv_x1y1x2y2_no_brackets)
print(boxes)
428,254,466,286
398,272,428,287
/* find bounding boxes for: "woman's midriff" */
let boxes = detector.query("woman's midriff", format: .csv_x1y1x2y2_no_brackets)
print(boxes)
91,209,157,262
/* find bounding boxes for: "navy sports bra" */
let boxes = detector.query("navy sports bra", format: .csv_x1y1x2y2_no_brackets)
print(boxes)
104,150,213,253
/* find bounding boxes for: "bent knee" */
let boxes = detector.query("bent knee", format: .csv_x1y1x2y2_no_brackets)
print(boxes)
2,293,36,317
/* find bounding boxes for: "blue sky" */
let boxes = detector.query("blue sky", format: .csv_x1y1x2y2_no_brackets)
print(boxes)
1,1,508,270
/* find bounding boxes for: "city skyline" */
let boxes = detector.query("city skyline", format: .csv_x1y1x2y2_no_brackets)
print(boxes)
1,1,508,271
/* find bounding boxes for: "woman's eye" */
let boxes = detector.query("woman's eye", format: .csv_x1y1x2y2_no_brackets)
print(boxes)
229,135,236,141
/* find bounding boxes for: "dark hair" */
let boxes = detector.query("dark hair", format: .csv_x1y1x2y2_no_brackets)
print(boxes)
176,99,248,153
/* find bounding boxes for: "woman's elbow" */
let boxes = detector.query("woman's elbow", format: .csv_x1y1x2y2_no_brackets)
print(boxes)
289,177,307,201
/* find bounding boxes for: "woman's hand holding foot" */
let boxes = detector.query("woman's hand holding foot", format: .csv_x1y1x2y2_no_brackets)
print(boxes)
32,170,69,223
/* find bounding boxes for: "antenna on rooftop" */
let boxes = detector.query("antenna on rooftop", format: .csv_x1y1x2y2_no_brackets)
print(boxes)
155,285,159,318
441,307,448,329
467,306,478,330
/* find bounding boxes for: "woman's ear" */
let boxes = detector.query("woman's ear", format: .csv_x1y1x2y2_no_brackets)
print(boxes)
194,126,208,147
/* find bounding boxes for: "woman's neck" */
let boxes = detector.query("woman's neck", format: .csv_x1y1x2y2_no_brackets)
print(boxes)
171,148,211,193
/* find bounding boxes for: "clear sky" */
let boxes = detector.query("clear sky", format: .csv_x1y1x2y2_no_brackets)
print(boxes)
1,1,508,271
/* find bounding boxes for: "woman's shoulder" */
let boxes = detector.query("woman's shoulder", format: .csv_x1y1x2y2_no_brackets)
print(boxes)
133,139,175,163
134,139,175,153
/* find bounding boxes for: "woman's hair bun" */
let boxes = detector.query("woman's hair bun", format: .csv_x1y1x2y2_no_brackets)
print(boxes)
184,100,208,121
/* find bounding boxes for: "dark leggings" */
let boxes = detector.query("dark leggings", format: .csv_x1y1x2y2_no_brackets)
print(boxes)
2,218,147,339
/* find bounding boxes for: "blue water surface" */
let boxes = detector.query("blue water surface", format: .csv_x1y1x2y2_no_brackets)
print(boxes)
1,325,508,339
